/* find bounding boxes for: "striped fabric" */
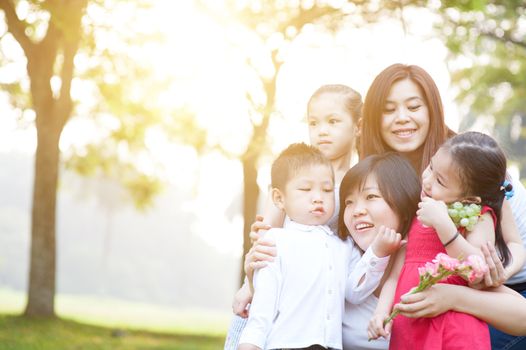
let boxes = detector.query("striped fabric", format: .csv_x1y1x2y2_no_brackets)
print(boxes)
224,315,249,350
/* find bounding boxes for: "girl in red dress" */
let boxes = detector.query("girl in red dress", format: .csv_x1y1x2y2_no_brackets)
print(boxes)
368,131,512,350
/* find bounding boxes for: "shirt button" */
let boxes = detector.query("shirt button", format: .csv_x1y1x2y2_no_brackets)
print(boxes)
328,289,332,294
327,314,331,320
370,261,377,267
325,242,329,248
329,265,333,270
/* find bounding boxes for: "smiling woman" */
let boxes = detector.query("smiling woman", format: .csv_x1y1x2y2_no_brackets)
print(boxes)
360,63,455,173
380,79,430,157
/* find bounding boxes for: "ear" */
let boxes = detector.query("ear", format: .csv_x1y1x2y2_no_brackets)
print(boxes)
355,117,363,137
271,188,286,211
461,196,482,204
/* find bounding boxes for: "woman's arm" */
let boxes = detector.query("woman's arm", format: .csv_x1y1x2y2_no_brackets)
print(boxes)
244,192,284,289
395,284,526,336
368,245,406,340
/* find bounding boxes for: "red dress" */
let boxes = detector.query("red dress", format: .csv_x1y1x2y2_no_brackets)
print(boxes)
389,208,494,350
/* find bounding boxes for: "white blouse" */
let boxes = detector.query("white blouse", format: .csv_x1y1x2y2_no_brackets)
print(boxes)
343,246,390,350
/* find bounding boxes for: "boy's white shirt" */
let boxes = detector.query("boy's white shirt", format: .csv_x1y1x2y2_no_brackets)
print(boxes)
239,217,360,350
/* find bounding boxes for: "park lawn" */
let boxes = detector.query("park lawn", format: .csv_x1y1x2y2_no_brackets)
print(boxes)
0,314,225,350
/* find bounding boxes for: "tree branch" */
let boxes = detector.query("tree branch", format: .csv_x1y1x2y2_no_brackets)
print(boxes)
56,1,87,127
480,29,526,51
0,0,35,55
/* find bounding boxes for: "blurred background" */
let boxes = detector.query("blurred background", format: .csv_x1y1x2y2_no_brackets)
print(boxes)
0,0,525,348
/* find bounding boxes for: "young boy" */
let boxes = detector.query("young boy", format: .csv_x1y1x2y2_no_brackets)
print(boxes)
238,143,358,350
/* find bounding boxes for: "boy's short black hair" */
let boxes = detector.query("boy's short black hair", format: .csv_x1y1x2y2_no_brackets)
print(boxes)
271,143,333,191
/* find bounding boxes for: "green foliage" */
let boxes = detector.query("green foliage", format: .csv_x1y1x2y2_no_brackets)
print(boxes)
1,0,210,209
124,174,163,210
430,0,526,176
0,315,224,350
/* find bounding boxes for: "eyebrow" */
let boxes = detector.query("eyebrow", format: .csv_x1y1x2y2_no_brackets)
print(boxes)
308,113,342,119
385,96,423,104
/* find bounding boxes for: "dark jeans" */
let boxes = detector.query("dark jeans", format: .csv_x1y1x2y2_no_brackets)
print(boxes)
489,287,526,350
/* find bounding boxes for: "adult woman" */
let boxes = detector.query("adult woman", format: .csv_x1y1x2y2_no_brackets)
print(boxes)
360,63,526,349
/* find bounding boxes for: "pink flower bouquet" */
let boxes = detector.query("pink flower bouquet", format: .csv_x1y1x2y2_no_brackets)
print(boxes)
384,252,488,325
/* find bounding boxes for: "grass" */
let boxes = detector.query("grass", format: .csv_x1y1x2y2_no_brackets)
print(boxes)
0,314,225,350
0,288,228,349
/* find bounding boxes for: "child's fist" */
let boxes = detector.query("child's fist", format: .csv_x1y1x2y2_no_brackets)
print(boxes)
368,312,392,340
371,226,405,258
416,197,449,228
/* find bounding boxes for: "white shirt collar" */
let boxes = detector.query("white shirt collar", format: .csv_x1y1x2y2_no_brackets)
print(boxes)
284,216,335,236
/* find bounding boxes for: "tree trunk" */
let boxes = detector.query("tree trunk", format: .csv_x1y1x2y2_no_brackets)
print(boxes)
25,116,62,317
19,0,87,317
240,156,260,285
239,51,280,285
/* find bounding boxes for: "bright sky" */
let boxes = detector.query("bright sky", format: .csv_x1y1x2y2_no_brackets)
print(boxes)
0,1,464,257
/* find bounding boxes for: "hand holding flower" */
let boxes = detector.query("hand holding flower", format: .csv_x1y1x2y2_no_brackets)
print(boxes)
382,253,488,326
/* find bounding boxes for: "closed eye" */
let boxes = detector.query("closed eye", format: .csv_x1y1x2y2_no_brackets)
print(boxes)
298,188,310,191
366,194,380,200
408,104,422,112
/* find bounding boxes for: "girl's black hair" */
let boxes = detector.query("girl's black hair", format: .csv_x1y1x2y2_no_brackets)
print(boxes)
442,131,511,266
337,153,421,245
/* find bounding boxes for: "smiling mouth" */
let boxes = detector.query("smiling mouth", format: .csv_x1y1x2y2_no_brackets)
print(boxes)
355,223,374,231
393,129,416,137
318,141,332,145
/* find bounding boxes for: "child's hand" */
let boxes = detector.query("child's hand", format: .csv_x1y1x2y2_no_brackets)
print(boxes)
371,226,406,258
367,312,392,340
232,283,252,318
417,197,450,228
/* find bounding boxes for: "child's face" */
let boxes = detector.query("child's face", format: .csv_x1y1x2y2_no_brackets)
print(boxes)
308,93,355,161
278,164,335,226
421,147,463,203
381,78,430,155
342,174,400,252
